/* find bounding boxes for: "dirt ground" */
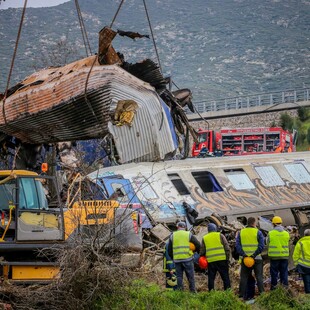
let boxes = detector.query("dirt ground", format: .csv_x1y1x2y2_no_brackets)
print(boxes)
144,254,305,295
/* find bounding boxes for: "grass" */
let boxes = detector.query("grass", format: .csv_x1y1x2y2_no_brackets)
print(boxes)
95,279,249,310
94,279,310,310
255,286,310,310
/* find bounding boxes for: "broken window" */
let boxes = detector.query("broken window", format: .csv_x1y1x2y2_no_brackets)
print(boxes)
111,183,129,203
168,173,190,195
254,166,284,187
225,169,255,190
191,171,223,193
285,163,310,184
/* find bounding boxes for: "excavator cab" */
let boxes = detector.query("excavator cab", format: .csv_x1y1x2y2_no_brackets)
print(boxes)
0,170,64,282
0,172,64,242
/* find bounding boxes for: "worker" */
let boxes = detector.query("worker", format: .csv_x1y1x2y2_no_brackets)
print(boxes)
274,146,283,153
200,223,231,291
267,216,290,290
284,142,292,152
167,221,200,292
213,144,223,157
163,242,177,290
198,146,209,158
293,229,310,293
236,217,265,299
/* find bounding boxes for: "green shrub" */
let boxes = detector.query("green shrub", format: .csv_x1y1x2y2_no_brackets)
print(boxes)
255,287,310,310
297,132,306,147
297,107,310,122
307,128,310,145
270,120,277,127
280,112,294,131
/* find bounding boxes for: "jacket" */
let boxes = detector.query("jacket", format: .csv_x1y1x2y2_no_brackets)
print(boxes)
167,229,200,263
236,226,264,259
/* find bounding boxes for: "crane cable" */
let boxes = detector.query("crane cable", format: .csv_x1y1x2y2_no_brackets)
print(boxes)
2,0,28,125
74,0,92,56
110,0,126,28
75,0,110,132
81,0,127,132
142,0,162,74
109,0,162,74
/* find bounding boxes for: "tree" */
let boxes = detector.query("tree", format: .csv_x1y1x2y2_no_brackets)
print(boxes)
34,36,82,70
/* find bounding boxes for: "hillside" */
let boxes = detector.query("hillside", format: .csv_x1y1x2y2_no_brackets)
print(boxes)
0,0,309,100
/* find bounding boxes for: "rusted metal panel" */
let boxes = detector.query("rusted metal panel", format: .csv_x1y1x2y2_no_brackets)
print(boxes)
98,27,122,65
0,56,176,163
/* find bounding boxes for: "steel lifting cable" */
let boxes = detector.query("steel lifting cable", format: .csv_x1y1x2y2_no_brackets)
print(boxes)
74,0,92,56
110,0,126,28
2,0,28,125
82,0,126,132
83,55,103,130
142,0,162,74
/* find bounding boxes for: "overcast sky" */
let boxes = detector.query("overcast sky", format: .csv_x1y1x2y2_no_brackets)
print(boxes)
0,0,70,9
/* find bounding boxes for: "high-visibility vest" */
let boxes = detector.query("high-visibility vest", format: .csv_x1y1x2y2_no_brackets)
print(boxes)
163,254,175,272
294,236,310,268
240,227,259,256
203,232,226,263
268,229,289,258
172,230,192,262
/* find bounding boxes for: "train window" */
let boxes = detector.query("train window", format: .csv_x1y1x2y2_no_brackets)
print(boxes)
285,163,310,183
224,169,255,190
191,171,223,193
168,173,190,195
255,166,285,187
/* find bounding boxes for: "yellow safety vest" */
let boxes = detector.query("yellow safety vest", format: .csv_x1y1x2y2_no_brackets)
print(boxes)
268,229,289,258
172,230,192,262
294,236,310,268
240,227,259,256
163,255,175,272
203,232,226,263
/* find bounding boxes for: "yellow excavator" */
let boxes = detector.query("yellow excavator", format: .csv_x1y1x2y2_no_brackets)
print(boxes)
0,169,128,282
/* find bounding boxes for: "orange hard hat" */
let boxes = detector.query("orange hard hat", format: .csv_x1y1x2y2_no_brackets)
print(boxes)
189,242,196,252
243,256,255,268
198,256,208,269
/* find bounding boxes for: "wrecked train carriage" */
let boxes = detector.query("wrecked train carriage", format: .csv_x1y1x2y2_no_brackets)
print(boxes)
0,56,179,164
87,151,310,234
0,26,197,167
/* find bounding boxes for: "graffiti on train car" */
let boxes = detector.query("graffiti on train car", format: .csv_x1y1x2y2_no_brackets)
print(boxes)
190,179,310,214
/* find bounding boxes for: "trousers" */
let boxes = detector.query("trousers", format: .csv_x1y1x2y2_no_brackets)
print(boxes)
175,259,196,292
270,259,288,290
239,259,264,298
207,260,231,291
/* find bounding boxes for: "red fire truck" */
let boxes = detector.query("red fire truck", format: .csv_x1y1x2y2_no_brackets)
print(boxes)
192,127,296,157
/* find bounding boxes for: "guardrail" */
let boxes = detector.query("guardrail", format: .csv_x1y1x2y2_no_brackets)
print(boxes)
191,88,310,114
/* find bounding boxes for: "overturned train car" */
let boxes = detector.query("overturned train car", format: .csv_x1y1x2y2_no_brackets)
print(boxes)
88,151,310,232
